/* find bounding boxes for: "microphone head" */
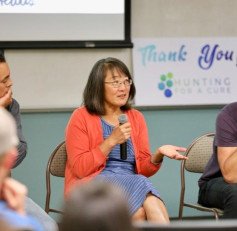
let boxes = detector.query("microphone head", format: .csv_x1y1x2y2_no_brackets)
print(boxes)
118,114,128,124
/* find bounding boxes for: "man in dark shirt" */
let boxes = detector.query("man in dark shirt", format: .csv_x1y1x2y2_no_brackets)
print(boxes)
198,102,237,218
0,49,58,231
0,52,26,167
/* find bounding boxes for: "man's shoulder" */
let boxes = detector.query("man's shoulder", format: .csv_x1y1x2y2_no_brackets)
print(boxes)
7,99,20,115
8,98,19,109
216,102,237,146
221,101,237,112
218,102,237,120
11,98,19,106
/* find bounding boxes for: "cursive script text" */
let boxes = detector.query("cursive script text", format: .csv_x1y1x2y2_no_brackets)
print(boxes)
139,44,187,66
198,44,234,70
0,0,34,6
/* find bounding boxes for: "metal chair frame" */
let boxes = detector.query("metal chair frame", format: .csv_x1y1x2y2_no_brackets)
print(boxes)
45,141,67,214
179,132,223,220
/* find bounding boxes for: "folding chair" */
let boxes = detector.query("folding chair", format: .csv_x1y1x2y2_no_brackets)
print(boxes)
45,141,67,214
179,133,223,220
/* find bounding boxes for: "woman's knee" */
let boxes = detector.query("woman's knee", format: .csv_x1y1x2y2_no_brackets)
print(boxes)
144,194,162,206
132,207,146,221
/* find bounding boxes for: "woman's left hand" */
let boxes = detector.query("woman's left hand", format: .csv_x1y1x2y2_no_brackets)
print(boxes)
158,145,187,160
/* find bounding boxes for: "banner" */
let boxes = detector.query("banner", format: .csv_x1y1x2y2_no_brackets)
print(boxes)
133,38,237,106
0,0,123,13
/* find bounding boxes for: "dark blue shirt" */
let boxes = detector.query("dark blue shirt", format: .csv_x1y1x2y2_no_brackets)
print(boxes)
199,102,237,187
0,200,43,231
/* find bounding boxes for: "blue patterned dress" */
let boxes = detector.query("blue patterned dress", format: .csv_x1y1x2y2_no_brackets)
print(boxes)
96,118,161,215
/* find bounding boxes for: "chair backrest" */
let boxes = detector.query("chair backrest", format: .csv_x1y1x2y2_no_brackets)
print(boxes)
45,141,67,214
48,141,67,177
184,132,215,173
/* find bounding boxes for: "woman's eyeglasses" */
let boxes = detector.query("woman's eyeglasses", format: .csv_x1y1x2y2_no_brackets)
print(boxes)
104,79,132,88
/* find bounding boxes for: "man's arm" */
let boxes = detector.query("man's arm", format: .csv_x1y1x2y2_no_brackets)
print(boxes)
218,147,237,183
7,99,27,168
216,103,237,183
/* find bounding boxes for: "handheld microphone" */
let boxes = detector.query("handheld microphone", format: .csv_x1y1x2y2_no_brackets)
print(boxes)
118,114,128,160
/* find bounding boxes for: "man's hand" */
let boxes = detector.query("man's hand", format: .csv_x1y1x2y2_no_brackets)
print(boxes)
1,177,28,215
0,88,12,107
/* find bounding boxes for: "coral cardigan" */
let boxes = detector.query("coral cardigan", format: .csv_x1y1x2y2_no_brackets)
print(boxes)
65,107,162,195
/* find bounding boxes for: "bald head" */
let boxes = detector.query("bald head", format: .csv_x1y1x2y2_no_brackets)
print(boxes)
0,107,19,155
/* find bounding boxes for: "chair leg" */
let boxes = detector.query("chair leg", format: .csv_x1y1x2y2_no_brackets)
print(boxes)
178,204,184,220
213,211,219,220
178,188,185,219
45,193,50,213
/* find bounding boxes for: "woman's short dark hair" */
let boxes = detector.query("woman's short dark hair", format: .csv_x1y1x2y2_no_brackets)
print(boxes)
83,57,136,115
60,180,134,231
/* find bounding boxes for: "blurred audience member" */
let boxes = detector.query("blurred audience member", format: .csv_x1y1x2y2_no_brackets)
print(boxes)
60,180,134,231
0,107,43,230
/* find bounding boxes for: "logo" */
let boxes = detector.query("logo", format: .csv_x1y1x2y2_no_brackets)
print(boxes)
158,72,173,98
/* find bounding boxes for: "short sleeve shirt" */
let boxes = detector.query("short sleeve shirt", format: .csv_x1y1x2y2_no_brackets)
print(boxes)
198,102,237,187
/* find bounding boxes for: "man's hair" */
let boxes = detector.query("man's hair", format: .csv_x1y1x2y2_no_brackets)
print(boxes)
83,57,136,115
0,49,6,63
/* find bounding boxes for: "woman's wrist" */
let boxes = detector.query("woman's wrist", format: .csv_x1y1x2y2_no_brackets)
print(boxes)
151,157,163,165
151,149,164,164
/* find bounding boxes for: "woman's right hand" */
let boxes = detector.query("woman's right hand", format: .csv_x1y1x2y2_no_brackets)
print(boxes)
109,122,131,145
99,122,131,156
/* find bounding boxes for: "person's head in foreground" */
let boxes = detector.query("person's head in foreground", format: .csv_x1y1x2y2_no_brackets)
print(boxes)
0,107,18,183
60,180,134,231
